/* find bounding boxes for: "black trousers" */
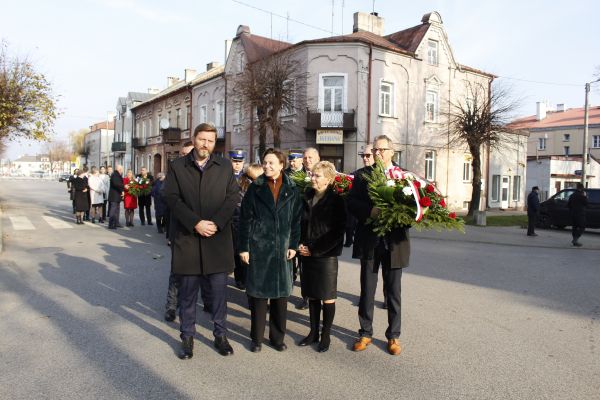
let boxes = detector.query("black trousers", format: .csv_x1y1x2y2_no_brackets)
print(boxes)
572,215,585,241
358,241,403,340
108,201,121,228
233,254,246,284
248,296,287,345
155,215,165,232
101,200,107,221
178,273,228,339
165,271,212,312
527,213,537,235
138,195,152,224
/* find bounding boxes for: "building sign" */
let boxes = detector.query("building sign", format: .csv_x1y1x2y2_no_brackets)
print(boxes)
316,130,343,144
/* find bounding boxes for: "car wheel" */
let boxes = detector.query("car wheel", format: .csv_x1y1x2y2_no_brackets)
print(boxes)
537,214,551,229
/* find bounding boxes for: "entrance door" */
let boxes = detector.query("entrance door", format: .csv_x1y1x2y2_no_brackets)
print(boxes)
501,176,510,209
153,154,162,176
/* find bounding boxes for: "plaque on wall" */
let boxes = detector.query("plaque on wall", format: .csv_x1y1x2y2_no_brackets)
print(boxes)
316,130,343,144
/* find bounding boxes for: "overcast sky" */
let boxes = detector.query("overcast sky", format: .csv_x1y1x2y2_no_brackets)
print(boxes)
2,0,599,159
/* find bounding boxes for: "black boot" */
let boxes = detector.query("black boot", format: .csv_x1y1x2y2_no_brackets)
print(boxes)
179,336,194,359
299,300,321,346
319,302,335,352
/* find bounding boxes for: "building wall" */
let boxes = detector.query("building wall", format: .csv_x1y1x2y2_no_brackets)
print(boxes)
191,76,226,154
527,157,600,201
526,124,600,159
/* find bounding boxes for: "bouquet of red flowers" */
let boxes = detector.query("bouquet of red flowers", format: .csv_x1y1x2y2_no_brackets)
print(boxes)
364,160,463,236
128,176,152,197
333,173,353,196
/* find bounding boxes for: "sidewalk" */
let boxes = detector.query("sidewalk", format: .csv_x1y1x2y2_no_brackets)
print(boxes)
412,224,600,250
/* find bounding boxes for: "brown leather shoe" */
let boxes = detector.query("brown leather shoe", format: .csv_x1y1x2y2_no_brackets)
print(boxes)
352,337,372,352
387,338,402,355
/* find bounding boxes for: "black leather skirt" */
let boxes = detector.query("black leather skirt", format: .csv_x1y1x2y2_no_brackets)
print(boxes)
300,256,338,300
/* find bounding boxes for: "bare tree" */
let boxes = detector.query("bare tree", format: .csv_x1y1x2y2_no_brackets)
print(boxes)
69,128,89,156
444,82,521,216
45,139,71,173
233,50,308,158
0,40,59,142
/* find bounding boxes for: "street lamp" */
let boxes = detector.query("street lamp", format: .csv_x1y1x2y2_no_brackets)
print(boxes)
582,78,600,187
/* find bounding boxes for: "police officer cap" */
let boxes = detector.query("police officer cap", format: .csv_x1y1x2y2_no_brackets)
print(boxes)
288,151,303,161
228,149,245,160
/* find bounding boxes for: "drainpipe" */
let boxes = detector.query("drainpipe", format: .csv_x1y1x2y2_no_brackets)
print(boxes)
366,43,373,145
485,77,493,209
446,66,451,198
249,105,254,162
223,75,228,152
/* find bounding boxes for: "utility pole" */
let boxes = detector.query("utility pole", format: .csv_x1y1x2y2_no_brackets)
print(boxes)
582,78,600,187
582,82,590,187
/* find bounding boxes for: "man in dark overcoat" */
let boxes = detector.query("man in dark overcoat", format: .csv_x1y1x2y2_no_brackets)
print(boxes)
108,165,124,229
568,183,588,247
346,134,409,356
164,123,240,359
136,166,154,225
526,186,540,236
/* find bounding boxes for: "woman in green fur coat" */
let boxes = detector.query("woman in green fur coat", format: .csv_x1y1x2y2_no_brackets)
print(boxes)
239,148,302,353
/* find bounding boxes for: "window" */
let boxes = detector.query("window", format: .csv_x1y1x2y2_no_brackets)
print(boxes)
491,175,500,202
593,135,600,148
142,120,147,139
537,137,546,150
135,122,140,138
238,54,245,73
322,76,344,112
379,81,394,116
463,161,471,182
425,90,438,122
216,101,225,127
563,133,570,142
235,101,242,125
425,150,436,181
281,80,296,116
156,115,161,135
148,118,152,137
427,40,439,66
184,106,189,129
199,105,207,124
176,109,181,128
564,146,570,156
512,175,521,201
393,151,402,168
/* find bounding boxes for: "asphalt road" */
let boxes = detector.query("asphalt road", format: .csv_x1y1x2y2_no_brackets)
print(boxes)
0,179,599,400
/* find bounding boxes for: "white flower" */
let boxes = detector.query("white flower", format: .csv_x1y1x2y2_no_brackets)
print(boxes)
304,176,311,182
417,178,427,187
402,186,413,196
386,179,395,187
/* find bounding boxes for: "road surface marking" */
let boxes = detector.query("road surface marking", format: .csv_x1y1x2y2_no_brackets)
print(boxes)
42,216,74,229
9,216,35,230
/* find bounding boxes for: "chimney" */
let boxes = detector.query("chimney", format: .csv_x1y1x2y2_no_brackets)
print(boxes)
556,103,565,112
184,69,197,82
206,61,221,71
536,101,547,121
353,11,385,36
148,88,159,94
167,76,179,87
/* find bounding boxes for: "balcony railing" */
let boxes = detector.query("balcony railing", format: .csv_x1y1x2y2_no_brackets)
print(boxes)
161,128,181,144
132,138,146,148
306,109,356,130
111,141,126,152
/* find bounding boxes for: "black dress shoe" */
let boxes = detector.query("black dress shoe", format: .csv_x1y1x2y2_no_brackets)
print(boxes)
214,336,234,356
235,281,246,290
148,222,153,226
271,342,287,352
295,298,309,310
250,342,262,352
116,224,124,228
298,332,319,347
141,221,146,226
179,337,193,359
343,242,353,247
164,310,176,322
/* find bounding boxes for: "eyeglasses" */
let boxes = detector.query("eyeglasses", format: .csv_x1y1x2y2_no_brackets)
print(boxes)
373,148,392,153
359,153,372,158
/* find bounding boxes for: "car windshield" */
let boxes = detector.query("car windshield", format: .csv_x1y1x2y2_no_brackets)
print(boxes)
554,190,575,201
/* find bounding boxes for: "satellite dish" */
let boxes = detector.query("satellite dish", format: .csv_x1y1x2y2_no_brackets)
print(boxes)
160,118,170,129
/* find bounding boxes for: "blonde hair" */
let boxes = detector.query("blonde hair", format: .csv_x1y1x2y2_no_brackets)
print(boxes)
245,163,264,180
312,161,336,184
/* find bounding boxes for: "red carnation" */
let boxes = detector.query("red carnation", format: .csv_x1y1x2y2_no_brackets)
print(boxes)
426,184,435,193
419,197,432,207
335,176,342,183
348,183,353,190
449,212,456,219
440,199,446,208
336,187,343,193
345,175,352,182
413,180,421,189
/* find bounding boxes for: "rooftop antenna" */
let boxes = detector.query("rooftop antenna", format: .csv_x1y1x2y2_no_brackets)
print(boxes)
286,11,290,41
331,0,334,36
341,0,344,34
270,12,273,39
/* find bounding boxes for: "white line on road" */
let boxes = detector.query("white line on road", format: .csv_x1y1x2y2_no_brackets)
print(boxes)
42,216,74,229
9,216,35,230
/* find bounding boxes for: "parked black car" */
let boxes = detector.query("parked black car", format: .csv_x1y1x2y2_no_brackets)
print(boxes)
537,188,600,229
58,173,71,182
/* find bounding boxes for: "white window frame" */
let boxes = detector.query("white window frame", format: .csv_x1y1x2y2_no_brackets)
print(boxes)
235,101,243,125
512,175,521,201
427,39,439,66
463,161,471,182
491,174,501,202
318,73,348,112
564,146,570,156
379,80,394,117
281,80,296,116
238,54,245,73
425,150,436,181
216,100,225,127
592,135,600,148
537,137,546,150
425,90,439,123
156,114,161,135
184,106,189,130
563,133,570,142
199,105,207,124
176,108,181,129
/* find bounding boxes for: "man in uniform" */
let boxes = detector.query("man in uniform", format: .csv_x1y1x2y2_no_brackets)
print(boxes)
229,149,246,289
285,151,304,175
